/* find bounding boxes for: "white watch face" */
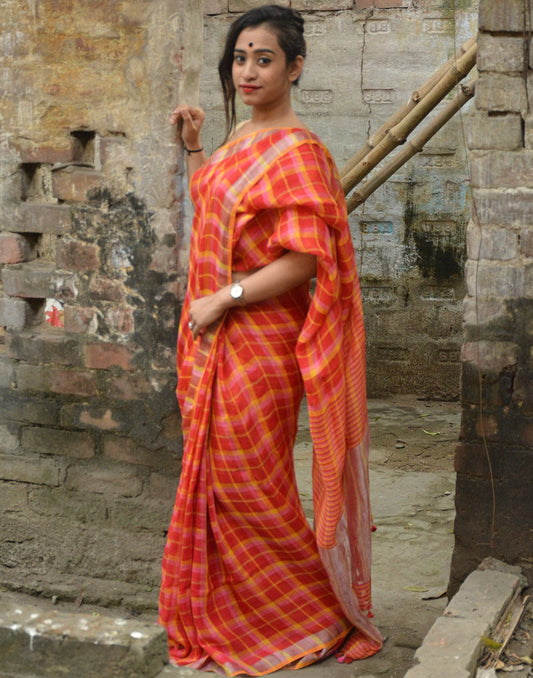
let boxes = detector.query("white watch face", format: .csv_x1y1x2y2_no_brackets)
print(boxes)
231,284,243,300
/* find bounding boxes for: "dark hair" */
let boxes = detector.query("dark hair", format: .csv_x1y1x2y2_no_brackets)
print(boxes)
218,4,307,140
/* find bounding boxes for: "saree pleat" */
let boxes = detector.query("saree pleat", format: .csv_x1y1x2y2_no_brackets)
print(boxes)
159,128,382,675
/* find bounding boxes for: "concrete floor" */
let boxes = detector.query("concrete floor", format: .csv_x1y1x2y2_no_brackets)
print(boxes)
2,396,529,677
0,396,462,678
162,395,461,677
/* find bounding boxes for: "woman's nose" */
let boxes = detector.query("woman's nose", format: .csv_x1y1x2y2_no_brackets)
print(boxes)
242,59,257,79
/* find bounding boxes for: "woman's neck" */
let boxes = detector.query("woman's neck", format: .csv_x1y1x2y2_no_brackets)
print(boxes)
245,104,302,132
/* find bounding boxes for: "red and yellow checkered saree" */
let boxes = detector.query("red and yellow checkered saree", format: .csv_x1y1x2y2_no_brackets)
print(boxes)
159,128,382,675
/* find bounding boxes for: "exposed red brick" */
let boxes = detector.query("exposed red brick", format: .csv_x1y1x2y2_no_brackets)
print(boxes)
0,233,34,264
89,276,126,302
14,143,76,165
105,306,135,334
56,239,100,272
63,305,99,334
17,363,97,397
84,341,134,371
51,166,103,202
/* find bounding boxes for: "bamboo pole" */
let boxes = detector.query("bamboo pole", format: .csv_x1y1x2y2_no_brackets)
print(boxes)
339,35,476,179
482,594,531,669
345,77,478,214
341,41,478,195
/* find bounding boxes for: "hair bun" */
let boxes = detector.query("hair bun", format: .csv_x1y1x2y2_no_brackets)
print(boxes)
292,10,305,31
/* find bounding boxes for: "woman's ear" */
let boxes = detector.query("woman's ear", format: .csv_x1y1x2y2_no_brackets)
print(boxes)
288,55,304,83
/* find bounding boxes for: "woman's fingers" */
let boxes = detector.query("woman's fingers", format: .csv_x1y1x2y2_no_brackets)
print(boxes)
187,317,205,340
170,105,205,148
169,105,204,126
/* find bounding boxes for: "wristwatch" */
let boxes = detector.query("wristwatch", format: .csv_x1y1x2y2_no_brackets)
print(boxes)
230,282,245,305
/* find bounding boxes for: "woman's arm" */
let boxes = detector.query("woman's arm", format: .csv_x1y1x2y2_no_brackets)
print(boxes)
170,105,207,181
187,250,317,339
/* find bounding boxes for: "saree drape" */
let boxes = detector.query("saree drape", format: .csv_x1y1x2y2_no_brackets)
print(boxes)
159,128,382,675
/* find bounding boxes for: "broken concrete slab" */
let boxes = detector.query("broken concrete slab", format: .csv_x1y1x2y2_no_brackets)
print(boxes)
0,597,168,678
404,559,526,678
476,669,498,678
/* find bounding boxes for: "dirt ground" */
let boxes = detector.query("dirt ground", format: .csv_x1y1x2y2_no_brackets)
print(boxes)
367,395,460,472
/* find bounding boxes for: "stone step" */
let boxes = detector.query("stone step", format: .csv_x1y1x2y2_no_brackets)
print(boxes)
0,597,168,678
404,558,527,678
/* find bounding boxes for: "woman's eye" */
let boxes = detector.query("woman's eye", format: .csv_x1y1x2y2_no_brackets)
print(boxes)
234,54,245,64
258,57,271,65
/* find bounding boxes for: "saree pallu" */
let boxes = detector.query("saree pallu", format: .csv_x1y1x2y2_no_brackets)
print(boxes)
159,128,383,675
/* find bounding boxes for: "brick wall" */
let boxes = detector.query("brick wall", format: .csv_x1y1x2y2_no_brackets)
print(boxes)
5,0,518,606
449,0,533,593
0,0,202,607
202,0,479,399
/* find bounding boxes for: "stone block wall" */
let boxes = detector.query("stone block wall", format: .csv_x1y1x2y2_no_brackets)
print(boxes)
202,0,479,399
449,0,533,593
0,0,203,605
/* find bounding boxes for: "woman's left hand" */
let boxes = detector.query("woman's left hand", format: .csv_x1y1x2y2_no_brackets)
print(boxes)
187,291,227,339
186,251,317,340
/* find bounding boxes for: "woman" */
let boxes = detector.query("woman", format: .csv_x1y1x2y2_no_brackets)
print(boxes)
159,5,382,674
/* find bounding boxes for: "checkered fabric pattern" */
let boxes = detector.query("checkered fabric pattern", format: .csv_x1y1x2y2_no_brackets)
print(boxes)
159,129,382,674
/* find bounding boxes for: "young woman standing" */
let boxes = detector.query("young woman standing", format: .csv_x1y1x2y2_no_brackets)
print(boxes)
159,5,382,674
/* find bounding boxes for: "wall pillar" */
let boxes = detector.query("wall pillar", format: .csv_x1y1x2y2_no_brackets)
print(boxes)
449,0,533,594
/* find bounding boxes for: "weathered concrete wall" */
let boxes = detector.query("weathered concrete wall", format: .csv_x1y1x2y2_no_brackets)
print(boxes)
0,0,203,605
449,0,533,593
202,0,478,399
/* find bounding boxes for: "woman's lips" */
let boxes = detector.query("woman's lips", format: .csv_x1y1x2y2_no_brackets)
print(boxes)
241,85,259,93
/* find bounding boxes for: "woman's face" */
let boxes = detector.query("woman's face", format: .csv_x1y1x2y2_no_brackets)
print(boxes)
232,24,303,111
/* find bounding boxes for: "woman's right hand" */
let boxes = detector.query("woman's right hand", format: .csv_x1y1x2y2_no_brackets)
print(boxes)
170,105,205,150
